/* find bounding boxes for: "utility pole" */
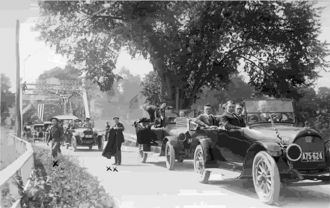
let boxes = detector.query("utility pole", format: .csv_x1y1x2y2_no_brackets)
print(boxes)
15,20,22,137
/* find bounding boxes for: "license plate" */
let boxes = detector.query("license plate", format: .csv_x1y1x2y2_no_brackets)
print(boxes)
84,135,93,138
301,152,324,162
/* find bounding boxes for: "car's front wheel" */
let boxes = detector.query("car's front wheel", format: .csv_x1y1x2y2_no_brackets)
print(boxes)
252,151,280,205
165,142,175,170
194,145,210,183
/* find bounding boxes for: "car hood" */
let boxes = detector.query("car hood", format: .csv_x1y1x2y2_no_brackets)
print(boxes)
74,128,93,133
243,124,305,144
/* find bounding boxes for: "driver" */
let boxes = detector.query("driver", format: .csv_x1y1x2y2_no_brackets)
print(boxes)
83,117,93,128
220,100,245,130
194,104,219,128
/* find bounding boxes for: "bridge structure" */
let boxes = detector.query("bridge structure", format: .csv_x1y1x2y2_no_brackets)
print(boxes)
22,79,91,121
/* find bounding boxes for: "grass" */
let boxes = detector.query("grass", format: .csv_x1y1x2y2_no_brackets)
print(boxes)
19,145,115,208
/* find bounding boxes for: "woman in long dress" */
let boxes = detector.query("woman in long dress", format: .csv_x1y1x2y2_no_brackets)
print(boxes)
102,117,125,165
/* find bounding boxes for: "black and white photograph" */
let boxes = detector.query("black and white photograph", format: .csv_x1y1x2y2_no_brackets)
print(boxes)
0,0,330,207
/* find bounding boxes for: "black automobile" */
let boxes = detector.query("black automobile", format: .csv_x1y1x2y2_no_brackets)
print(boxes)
134,109,201,170
190,99,330,205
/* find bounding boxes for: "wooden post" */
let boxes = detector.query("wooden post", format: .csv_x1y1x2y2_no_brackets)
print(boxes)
15,20,22,137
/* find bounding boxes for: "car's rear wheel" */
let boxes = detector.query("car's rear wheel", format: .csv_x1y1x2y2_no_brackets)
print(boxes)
72,137,77,152
165,142,175,170
194,145,210,183
252,151,280,205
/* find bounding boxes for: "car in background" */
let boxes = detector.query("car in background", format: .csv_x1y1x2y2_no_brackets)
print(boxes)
52,115,104,152
190,98,330,205
32,123,45,142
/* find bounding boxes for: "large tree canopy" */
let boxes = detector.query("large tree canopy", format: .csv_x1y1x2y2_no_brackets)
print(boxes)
35,1,328,108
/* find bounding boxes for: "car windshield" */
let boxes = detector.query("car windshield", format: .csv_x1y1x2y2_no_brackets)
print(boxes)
245,100,295,124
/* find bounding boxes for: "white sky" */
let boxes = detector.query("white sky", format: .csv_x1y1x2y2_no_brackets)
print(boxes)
0,0,329,92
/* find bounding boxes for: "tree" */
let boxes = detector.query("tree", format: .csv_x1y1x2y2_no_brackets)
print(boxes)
35,1,328,109
192,75,255,112
1,74,15,125
141,71,161,105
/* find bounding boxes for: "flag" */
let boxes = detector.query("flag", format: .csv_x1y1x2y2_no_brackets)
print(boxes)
37,104,45,121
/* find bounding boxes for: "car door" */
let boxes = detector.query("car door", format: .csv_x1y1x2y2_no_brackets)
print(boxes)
216,129,251,163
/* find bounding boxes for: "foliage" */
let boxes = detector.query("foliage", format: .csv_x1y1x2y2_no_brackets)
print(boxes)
295,87,330,138
141,71,161,105
35,1,328,108
37,65,81,81
1,74,15,125
192,75,255,112
0,182,16,207
19,146,114,208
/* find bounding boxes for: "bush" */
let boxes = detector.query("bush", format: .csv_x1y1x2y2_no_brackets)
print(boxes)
19,146,115,208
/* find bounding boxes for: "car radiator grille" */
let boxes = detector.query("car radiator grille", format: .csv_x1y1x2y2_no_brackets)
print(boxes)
291,136,327,170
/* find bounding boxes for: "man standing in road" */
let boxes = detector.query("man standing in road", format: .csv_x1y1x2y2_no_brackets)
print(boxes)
220,101,245,130
194,104,219,128
47,117,64,160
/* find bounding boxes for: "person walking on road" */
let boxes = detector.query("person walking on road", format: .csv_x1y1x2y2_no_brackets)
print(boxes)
47,117,64,160
102,117,125,165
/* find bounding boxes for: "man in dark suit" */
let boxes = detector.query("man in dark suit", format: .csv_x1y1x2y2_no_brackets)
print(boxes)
47,118,64,160
220,101,245,130
235,103,246,127
194,104,219,128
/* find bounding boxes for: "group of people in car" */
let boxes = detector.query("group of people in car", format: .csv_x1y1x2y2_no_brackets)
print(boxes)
194,100,246,130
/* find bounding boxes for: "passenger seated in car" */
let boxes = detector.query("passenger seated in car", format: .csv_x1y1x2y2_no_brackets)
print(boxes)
220,100,245,130
194,104,219,128
235,103,246,127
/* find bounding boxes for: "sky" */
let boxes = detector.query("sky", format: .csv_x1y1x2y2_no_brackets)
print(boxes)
0,0,329,92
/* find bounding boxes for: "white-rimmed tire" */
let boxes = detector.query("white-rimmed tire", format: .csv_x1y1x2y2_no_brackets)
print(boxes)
252,151,280,205
165,142,175,170
194,145,211,183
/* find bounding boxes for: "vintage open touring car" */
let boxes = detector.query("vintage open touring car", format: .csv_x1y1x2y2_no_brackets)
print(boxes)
52,115,104,151
134,109,201,170
190,99,330,205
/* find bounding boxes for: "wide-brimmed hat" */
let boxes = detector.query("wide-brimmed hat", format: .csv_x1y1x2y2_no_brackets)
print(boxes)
113,116,119,120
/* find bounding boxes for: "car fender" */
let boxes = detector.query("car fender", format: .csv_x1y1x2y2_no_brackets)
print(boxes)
194,136,213,161
241,141,281,177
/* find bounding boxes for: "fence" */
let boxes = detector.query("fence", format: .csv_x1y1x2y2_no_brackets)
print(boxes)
0,134,34,208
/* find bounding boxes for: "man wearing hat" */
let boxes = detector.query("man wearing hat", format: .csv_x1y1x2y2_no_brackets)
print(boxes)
47,117,64,160
194,104,219,128
102,117,125,165
83,117,93,128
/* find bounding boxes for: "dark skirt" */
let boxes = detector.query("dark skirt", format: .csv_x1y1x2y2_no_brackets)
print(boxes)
102,129,123,159
136,127,157,144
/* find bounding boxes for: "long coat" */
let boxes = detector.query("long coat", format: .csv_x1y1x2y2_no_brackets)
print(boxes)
102,123,125,159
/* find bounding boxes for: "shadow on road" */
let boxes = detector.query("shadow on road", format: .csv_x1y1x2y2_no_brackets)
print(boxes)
147,160,194,172
208,178,330,207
